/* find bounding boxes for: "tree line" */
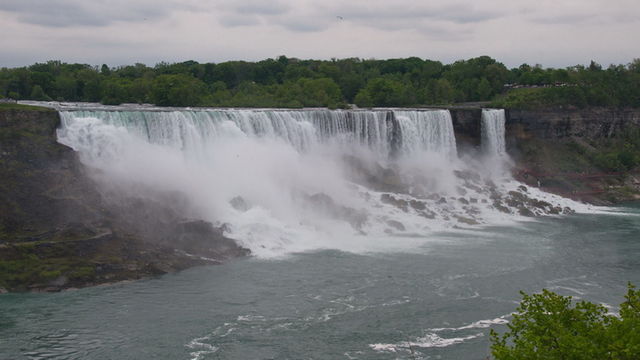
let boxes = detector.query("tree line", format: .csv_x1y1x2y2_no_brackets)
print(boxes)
1,56,639,108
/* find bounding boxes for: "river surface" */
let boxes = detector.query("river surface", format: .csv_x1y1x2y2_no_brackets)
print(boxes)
1,205,639,360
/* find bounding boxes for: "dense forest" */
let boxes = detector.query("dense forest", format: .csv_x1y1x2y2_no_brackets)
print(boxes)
1,56,639,108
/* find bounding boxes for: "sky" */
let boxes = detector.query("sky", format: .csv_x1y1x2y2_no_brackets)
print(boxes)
1,0,638,69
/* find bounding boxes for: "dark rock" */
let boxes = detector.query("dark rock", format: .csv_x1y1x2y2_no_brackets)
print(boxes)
465,207,481,216
308,192,368,230
380,194,409,212
549,207,562,215
0,108,249,293
230,196,250,212
409,199,426,211
458,197,469,205
454,215,479,225
493,201,511,213
418,210,437,219
386,220,406,231
518,208,535,217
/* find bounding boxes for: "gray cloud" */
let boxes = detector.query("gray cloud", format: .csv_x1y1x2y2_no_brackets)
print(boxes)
0,0,639,68
530,14,600,25
213,1,496,37
218,14,262,27
0,0,184,27
277,17,330,32
230,1,290,15
334,3,501,25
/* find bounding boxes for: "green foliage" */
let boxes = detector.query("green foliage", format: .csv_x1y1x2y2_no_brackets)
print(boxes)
0,242,97,290
29,85,51,101
491,87,588,109
355,78,411,107
150,74,210,107
2,57,640,108
490,284,640,360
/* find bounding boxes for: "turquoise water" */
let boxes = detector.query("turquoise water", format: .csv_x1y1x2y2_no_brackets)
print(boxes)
1,207,639,360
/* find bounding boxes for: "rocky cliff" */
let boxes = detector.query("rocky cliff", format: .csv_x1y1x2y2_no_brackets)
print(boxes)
504,107,640,204
506,108,640,141
0,105,248,292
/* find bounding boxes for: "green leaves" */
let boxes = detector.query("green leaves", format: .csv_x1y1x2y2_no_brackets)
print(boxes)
490,284,640,360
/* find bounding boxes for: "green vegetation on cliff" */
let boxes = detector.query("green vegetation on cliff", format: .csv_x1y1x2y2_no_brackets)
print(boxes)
490,284,640,360
512,127,640,203
2,57,638,108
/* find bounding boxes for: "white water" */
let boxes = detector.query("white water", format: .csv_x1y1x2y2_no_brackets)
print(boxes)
57,108,596,257
394,110,457,159
481,108,507,157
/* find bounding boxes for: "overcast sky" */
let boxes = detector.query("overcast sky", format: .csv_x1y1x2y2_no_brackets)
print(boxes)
1,0,638,69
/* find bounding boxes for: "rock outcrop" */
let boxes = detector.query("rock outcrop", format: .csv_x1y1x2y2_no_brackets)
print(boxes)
0,106,249,292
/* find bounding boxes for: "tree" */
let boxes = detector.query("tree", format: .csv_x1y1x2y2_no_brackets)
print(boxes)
359,78,411,107
30,85,51,101
150,74,210,106
477,77,492,100
100,64,111,76
490,284,640,360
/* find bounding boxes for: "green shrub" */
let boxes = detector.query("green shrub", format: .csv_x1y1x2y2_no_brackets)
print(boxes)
490,283,640,360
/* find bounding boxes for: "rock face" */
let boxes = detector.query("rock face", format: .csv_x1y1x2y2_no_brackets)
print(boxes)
0,107,249,292
449,108,482,148
504,107,640,204
506,108,640,143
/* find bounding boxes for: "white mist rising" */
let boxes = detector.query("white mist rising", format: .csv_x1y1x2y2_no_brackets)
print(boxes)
57,108,593,257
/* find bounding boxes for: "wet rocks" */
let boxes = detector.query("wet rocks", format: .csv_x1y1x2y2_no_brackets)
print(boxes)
386,220,406,231
230,196,250,212
308,193,368,230
492,200,511,214
380,194,409,212
454,215,479,225
409,199,427,211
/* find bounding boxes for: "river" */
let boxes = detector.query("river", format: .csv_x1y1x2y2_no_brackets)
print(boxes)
1,205,639,359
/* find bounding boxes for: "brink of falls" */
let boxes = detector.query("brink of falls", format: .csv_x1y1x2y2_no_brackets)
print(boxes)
57,107,593,257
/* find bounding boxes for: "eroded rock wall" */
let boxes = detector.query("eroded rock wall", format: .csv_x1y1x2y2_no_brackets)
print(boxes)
0,108,248,292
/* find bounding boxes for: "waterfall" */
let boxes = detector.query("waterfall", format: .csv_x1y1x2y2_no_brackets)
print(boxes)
481,109,506,157
59,109,457,159
393,110,458,159
56,106,586,257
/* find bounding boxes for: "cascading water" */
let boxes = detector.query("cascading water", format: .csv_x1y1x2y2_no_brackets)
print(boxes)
57,107,593,257
481,108,507,157
394,110,457,159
